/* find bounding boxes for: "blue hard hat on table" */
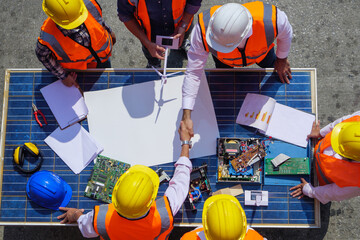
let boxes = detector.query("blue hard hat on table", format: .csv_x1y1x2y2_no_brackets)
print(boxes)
26,170,72,210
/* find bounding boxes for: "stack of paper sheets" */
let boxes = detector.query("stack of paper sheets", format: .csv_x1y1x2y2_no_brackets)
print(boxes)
44,123,103,174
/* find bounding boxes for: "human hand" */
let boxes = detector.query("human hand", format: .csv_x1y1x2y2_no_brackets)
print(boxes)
289,178,308,199
173,24,187,47
57,207,84,224
145,41,165,60
274,57,292,84
178,121,191,141
307,120,321,140
181,109,194,138
111,31,117,45
62,72,78,88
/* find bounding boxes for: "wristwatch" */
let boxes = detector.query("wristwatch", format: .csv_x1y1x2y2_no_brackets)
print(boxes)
181,140,192,148
180,22,188,29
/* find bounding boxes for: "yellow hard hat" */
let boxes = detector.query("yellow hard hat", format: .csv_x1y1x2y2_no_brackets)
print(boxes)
203,194,247,240
331,121,360,162
42,0,88,29
112,165,159,219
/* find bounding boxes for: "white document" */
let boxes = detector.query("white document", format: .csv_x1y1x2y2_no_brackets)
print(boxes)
84,72,219,166
44,123,103,174
40,80,88,129
236,93,315,147
236,93,276,132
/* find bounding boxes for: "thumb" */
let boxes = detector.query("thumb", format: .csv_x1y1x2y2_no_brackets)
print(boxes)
300,178,307,184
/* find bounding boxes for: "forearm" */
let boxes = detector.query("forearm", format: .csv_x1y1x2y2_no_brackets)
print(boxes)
124,19,151,47
77,210,99,238
182,24,208,110
36,41,67,80
303,183,360,204
275,8,293,59
320,111,360,137
180,12,194,27
165,157,192,215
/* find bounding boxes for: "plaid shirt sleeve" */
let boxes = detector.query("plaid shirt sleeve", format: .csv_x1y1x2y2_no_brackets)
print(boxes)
35,40,67,80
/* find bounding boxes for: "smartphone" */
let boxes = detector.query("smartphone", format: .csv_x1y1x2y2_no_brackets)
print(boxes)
156,35,179,49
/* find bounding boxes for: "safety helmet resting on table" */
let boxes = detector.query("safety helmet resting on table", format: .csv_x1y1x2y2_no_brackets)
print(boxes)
112,165,159,219
206,3,253,53
26,170,72,210
331,121,360,162
42,0,88,29
203,194,247,240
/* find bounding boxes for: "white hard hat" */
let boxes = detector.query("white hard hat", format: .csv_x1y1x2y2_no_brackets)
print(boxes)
206,3,253,53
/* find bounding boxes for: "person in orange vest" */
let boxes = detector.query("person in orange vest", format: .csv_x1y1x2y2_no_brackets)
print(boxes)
36,0,116,88
57,121,193,239
181,194,265,240
181,2,293,138
290,111,360,204
117,0,202,68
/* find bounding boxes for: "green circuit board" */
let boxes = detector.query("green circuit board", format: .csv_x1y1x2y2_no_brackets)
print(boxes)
265,157,310,175
84,155,131,203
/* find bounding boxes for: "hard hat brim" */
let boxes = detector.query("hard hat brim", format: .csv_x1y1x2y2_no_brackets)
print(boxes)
206,29,238,54
58,180,72,210
331,123,343,157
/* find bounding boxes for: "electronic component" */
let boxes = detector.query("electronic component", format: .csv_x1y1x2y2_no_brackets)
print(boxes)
84,155,131,203
187,164,211,212
156,168,170,183
244,190,268,206
265,157,310,175
271,153,291,167
217,138,267,183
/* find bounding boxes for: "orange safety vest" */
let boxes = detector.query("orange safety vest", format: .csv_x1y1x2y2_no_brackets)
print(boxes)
314,115,360,187
128,0,192,41
93,196,174,240
198,1,278,67
181,227,264,240
38,0,112,70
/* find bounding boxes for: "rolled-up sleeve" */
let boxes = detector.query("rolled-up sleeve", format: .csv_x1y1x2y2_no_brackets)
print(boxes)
185,0,202,15
182,24,209,110
77,210,99,238
165,156,192,215
117,0,136,22
303,183,360,204
275,8,293,59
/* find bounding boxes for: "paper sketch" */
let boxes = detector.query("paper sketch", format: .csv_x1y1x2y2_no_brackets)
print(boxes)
84,72,219,166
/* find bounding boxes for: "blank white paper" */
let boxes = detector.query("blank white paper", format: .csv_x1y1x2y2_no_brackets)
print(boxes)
265,103,315,148
40,80,88,129
84,73,219,166
44,123,103,174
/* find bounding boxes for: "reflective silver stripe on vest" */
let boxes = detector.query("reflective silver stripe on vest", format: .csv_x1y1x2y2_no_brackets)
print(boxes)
40,0,110,65
174,14,183,24
129,0,139,8
315,141,331,185
154,197,172,240
39,31,71,62
83,0,102,23
202,9,218,56
263,3,276,48
97,204,111,240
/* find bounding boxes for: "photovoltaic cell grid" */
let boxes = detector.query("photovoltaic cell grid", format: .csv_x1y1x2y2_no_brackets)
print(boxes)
0,69,319,227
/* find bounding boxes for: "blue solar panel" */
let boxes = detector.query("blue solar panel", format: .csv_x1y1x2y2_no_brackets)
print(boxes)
0,69,318,227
